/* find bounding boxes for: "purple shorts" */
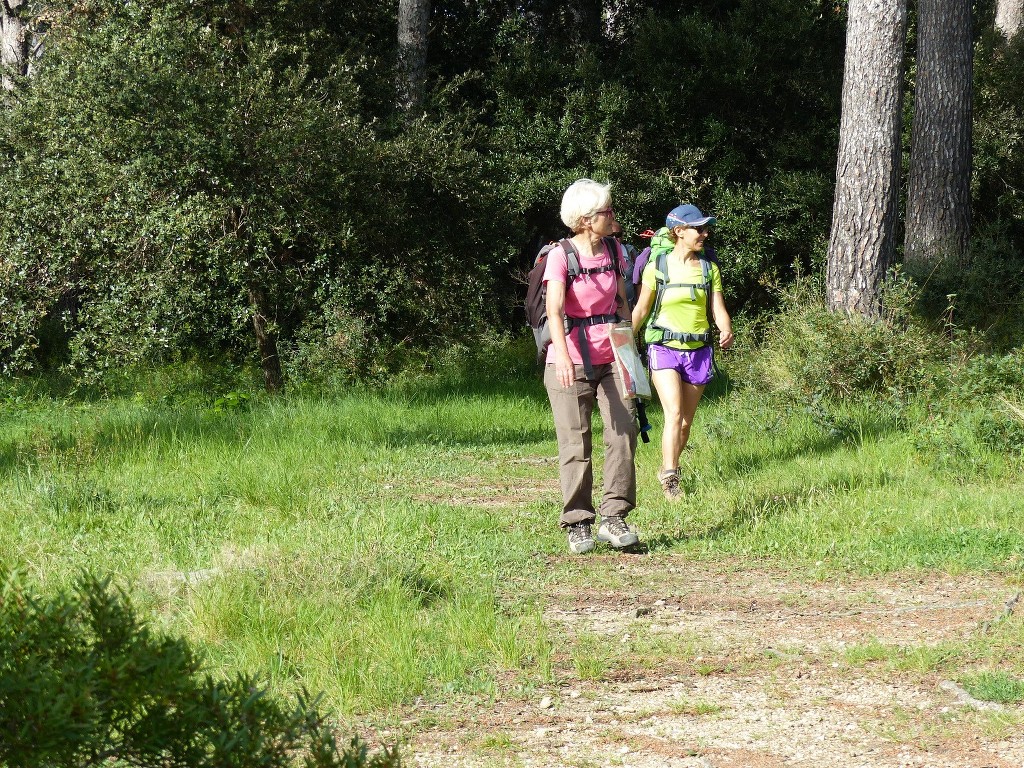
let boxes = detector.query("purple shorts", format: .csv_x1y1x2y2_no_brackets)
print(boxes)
648,344,714,385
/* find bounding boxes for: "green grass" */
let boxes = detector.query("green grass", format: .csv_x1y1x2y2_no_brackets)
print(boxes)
2,358,1024,715
959,671,1024,703
667,696,725,716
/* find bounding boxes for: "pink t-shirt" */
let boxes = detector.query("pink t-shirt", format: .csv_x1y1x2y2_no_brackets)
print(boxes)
542,239,626,366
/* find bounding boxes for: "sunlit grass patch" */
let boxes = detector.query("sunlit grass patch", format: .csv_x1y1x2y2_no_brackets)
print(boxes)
570,632,610,681
959,670,1024,703
3,359,1024,718
668,696,725,716
843,637,897,666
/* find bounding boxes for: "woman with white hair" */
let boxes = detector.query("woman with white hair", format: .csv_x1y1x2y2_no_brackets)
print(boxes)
543,178,639,554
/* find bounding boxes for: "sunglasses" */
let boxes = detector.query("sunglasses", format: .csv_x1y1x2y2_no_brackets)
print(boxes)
593,208,615,218
688,225,711,234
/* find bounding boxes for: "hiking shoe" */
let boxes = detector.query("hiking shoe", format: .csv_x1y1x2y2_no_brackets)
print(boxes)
597,516,639,549
567,522,595,554
658,468,682,501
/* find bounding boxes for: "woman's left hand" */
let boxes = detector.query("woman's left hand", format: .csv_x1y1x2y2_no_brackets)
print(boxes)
719,329,735,350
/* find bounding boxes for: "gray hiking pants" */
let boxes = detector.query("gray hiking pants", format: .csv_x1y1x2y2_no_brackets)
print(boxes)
544,362,637,527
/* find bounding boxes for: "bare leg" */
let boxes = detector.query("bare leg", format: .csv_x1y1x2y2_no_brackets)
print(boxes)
651,367,705,472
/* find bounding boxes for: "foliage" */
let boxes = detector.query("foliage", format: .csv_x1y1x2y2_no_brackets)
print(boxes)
747,273,951,403
904,221,1024,353
484,1,844,315
0,0,506,386
0,0,1021,384
0,574,399,767
974,30,1024,243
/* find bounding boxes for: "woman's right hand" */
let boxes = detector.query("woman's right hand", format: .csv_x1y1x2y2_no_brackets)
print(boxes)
555,352,575,389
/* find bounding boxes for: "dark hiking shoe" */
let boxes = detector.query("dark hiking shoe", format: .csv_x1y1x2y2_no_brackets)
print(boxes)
597,516,639,549
658,468,683,501
567,522,595,554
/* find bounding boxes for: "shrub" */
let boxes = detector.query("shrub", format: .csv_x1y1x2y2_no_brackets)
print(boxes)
904,222,1024,354
749,274,950,403
0,0,509,389
0,574,399,768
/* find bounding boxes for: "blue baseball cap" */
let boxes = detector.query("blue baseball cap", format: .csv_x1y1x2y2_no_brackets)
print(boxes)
666,204,716,229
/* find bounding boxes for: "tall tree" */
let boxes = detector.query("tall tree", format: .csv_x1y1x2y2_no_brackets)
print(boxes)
905,0,972,267
397,0,430,112
995,0,1023,40
1,0,28,90
826,0,908,318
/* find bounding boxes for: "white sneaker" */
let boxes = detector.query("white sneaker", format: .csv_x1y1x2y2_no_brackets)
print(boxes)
597,517,639,548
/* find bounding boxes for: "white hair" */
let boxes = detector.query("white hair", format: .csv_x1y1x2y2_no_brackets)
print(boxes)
560,178,612,232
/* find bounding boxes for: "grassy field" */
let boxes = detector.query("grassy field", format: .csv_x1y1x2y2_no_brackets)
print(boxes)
2,350,1023,721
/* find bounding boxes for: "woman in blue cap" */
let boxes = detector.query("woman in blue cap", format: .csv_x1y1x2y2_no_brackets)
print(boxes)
631,204,734,500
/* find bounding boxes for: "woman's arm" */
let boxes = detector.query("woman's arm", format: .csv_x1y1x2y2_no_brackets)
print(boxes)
631,283,655,332
712,291,734,349
616,277,630,320
545,280,575,388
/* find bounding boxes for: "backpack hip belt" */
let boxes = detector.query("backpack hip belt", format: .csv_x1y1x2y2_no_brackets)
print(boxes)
649,328,713,345
566,313,620,380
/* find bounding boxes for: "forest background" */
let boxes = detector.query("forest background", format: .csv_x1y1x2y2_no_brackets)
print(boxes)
3,2,1024,764
1,0,1021,387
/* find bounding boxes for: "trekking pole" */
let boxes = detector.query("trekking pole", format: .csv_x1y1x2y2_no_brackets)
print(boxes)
636,400,652,443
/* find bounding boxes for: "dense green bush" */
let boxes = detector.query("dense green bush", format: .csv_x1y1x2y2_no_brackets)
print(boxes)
485,2,843,315
0,574,399,768
974,30,1024,243
904,222,1024,353
0,0,508,387
748,275,952,403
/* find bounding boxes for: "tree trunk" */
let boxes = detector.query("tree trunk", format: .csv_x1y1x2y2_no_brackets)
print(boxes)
905,0,972,268
397,0,430,113
248,285,283,394
826,0,908,318
995,0,1023,40
1,0,28,91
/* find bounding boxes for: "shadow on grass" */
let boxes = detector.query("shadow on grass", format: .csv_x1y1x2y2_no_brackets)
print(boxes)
0,381,553,477
392,367,550,405
376,424,553,449
700,468,897,542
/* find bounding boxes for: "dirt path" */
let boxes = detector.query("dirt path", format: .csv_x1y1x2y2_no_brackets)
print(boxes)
380,558,1024,767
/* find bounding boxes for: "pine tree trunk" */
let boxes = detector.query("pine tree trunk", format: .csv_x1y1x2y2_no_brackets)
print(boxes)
995,0,1023,40
905,0,972,268
826,0,908,318
1,0,28,91
397,0,430,113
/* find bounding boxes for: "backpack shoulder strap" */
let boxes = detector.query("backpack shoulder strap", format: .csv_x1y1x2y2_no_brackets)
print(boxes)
701,257,716,330
649,252,670,327
560,238,581,280
600,236,625,278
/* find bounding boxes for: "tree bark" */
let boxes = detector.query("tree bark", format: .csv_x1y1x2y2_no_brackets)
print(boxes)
826,0,908,318
248,285,284,394
905,0,972,268
1,0,28,91
995,0,1023,40
397,0,430,113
